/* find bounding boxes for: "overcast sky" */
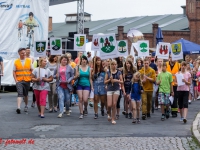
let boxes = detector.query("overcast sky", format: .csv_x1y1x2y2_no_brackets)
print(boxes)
49,0,186,23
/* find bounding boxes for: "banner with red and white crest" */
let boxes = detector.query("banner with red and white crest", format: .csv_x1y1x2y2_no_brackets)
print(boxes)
156,42,170,60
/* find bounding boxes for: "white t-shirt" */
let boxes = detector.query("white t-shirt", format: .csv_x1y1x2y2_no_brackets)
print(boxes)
32,68,52,91
87,56,92,62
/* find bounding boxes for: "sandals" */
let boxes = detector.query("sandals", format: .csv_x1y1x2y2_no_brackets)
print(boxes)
54,107,58,112
49,108,53,113
107,115,111,121
112,120,116,125
132,119,137,124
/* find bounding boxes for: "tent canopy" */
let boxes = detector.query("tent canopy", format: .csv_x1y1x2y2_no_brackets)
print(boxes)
172,38,200,54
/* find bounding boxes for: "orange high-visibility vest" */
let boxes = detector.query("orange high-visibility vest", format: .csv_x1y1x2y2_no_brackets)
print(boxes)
14,58,32,82
166,61,180,86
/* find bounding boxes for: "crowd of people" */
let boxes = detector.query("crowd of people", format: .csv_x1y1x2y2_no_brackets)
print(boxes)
12,47,200,124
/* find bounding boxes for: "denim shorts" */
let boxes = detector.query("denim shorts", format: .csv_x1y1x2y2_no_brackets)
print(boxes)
158,93,170,105
131,99,141,102
76,85,91,91
94,85,106,95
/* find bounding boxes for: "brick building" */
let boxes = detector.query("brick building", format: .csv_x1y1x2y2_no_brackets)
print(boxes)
49,0,200,57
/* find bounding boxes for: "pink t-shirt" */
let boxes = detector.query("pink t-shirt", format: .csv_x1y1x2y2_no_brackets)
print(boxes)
177,72,191,91
59,66,67,89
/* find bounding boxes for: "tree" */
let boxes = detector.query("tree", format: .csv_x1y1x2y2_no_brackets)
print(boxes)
140,42,147,49
37,42,44,52
52,41,55,45
109,36,114,45
100,37,104,47
76,37,79,45
118,41,126,52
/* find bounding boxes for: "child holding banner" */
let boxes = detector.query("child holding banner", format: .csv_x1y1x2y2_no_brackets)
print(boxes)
31,58,53,118
139,58,156,120
92,56,106,119
104,60,123,124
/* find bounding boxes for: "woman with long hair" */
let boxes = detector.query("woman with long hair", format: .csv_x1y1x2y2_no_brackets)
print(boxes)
92,56,106,119
123,59,136,119
136,58,143,71
75,55,93,119
104,60,123,124
46,55,58,112
54,55,74,118
31,58,53,118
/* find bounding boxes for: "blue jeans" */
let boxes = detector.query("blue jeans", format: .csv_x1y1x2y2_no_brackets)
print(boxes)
57,86,70,113
71,94,79,103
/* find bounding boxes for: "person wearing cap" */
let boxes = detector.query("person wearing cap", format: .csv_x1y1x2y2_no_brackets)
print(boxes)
13,48,33,114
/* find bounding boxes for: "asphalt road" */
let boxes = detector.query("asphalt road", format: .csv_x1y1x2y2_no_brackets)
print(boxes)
0,92,199,139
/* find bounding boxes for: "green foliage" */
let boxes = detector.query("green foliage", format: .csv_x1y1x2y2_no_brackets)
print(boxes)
52,41,55,45
76,37,79,43
109,36,114,45
100,37,104,47
140,42,147,49
118,41,126,47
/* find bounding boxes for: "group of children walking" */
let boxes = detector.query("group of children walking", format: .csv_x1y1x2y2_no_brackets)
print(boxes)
14,48,198,125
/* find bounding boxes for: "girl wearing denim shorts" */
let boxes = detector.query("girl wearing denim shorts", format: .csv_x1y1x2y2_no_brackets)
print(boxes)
75,55,93,119
104,60,123,124
123,59,136,119
92,57,106,119
130,72,143,124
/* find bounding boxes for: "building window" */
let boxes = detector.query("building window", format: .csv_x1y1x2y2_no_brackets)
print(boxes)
190,2,195,13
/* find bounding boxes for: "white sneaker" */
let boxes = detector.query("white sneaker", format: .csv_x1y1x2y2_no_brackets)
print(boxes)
57,113,63,118
24,106,28,112
79,114,83,119
189,100,191,104
66,110,70,116
63,107,66,113
180,117,183,122
197,96,200,100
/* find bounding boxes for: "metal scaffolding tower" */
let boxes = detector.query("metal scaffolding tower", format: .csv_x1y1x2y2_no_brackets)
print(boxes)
77,0,84,34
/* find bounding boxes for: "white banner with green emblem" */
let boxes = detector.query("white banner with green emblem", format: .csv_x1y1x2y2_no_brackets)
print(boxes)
99,34,118,59
171,43,183,61
50,38,62,55
117,40,128,57
74,34,86,51
137,40,149,57
34,41,47,57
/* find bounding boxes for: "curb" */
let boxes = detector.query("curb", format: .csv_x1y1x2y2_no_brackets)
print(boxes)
192,112,200,143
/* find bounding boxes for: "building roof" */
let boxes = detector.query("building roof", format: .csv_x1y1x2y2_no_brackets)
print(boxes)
49,14,189,38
